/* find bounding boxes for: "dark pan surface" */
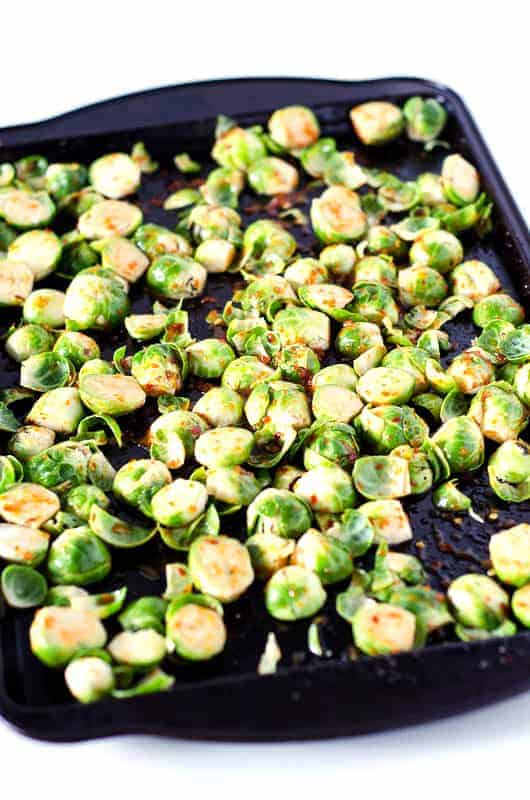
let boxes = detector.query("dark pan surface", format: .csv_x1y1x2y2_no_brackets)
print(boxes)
0,77,529,742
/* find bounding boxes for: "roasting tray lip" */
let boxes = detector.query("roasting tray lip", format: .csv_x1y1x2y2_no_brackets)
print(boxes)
0,76,529,743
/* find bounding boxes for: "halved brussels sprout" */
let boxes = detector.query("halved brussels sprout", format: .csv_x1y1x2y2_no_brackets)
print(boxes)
64,485,109,522
245,381,311,431
294,465,355,513
133,223,191,259
130,343,183,397
447,574,508,630
111,668,174,699
189,204,242,245
186,338,235,379
79,374,145,416
1,564,47,608
311,186,367,244
78,359,115,380
268,106,320,151
353,455,411,500
292,528,352,584
432,416,485,473
275,345,319,386
151,479,208,527
352,601,416,655
189,534,254,603
194,427,254,469
514,363,530,406
284,258,328,290
409,229,463,274
212,125,266,170
166,596,227,660
30,606,107,667
0,522,49,566
350,102,404,145
357,499,412,545
398,265,448,308
64,268,129,331
201,167,244,208
336,321,384,362
403,97,447,142
5,324,55,363
7,229,62,280
246,532,295,578
78,200,142,239
93,236,149,283
450,260,500,302
355,405,428,455
113,459,172,518
442,154,479,205
248,157,299,195
247,488,312,539
446,349,495,395
0,188,55,229
299,137,337,178
489,524,530,587
148,410,208,468
192,387,244,428
53,331,100,367
20,352,73,392
272,307,330,352
26,387,85,434
0,260,34,306
357,367,415,406
89,153,140,199
194,239,237,273
472,293,525,328
164,563,192,600
468,382,527,442
354,255,396,287
488,439,530,502
366,225,407,259
119,596,167,634
125,313,167,341
108,629,167,668
206,465,263,506
23,288,65,328
312,385,362,424
0,454,24,493
146,255,207,301
265,565,326,620
500,325,530,364
45,162,88,199
319,243,356,280
0,482,59,528
47,523,111,586
64,656,114,703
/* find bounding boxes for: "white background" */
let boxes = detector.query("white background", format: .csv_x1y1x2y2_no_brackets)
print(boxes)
1,1,528,796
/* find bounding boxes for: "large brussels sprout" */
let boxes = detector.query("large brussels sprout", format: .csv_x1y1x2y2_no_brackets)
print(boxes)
447,574,508,630
130,343,183,397
23,288,65,328
310,186,367,244
468,382,527,442
79,374,145,416
489,524,530,587
149,410,209,468
64,268,129,331
189,534,254,603
247,488,312,539
473,293,525,328
403,97,447,143
212,125,266,170
47,525,111,586
245,381,311,431
53,331,100,367
409,229,463,273
0,188,55,229
222,356,279,396
186,339,235,379
432,416,485,473
89,152,140,198
294,465,355,513
166,596,226,661
355,405,428,454
350,102,404,145
265,565,326,620
272,307,330,352
488,439,530,502
30,606,107,667
450,260,500,302
292,529,353,585
26,388,85,434
357,367,415,406
353,455,411,500
0,482,59,528
0,523,49,566
113,459,172,518
64,656,114,704
398,265,448,308
151,479,208,528
441,154,479,206
5,324,55,363
268,105,320,151
352,601,416,655
446,349,495,395
146,255,207,301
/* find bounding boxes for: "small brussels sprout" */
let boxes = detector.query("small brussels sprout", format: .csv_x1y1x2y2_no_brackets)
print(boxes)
366,225,407,259
432,480,477,515
64,268,129,331
475,320,514,363
272,307,330,352
20,352,73,392
489,524,530,587
514,363,530,405
91,236,149,284
133,223,191,259
442,154,479,205
89,505,156,548
248,157,299,195
350,102,405,145
0,260,34,306
447,574,509,630
468,382,527,442
277,345,320,386
0,482,60,529
403,96,447,142
64,656,114,703
299,137,337,178
302,421,358,471
22,288,65,328
284,258,328,289
354,255,397,287
45,162,88,199
131,142,158,174
79,374,145,416
5,324,55,363
0,522,49,566
357,499,412,545
189,205,242,247
446,349,495,395
89,152,140,199
26,387,85,434
173,152,201,174
357,367,415,407
0,188,55,229
194,238,236,274
78,359,115,381
113,459,171,518
246,532,295,578
335,322,384,363
30,606,107,667
47,526,111,586
450,260,500,302
409,229,463,274
7,229,62,281
200,167,244,208
119,596,167,634
146,254,207,301
488,439,530,502
166,596,226,661
472,293,525,328
151,478,208,527
294,466,355,513
206,465,263,506
189,534,254,603
322,150,365,191
219,357,277,398
148,410,208,468
298,283,354,321
346,282,399,326
52,331,100,367
310,186,367,244
512,584,530,628
193,427,253,469
355,405,428,455
163,564,192,600
0,163,15,186
398,265,448,308
432,416,485,473
129,343,182,397
352,601,416,655
108,629,167,668
415,172,446,206
111,668,174,699
265,565,326,620
1,564,47,608
124,313,167,341
212,125,266,170
319,243,356,280
185,338,234,380
247,488,312,539
292,529,352,584
268,106,320,151
44,585,88,607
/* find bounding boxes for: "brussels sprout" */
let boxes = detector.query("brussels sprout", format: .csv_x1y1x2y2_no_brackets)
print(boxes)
129,343,182,398
0,454,23,495
52,331,100,368
26,387,85,435
163,564,192,600
488,439,530,502
352,600,416,655
200,167,244,208
398,265,448,308
91,236,149,284
47,525,111,586
500,325,530,364
473,293,524,329
64,269,129,331
0,163,15,186
7,229,62,281
403,97,447,142
166,596,227,660
394,216,443,245
79,374,145,417
514,363,530,405
89,505,156,548
20,352,73,392
30,606,107,667
336,322,383,364
272,307,330,352
1,564,47,608
124,313,167,342
346,282,398,326
356,498,411,545
188,534,254,603
8,426,54,465
189,205,242,247
357,367,415,407
311,384,362,425
364,226,405,259
192,427,253,470
247,487,312,539
319,243,356,280
5,324,54,363
174,152,201,174
355,405,428,455
409,229,463,274
62,486,108,524
354,255,397,287
450,260,500,302
205,466,263,506
191,387,243,429
133,223,191,259
246,532,295,578
442,154,479,205
245,381,311,432
0,481,60,529
78,199,142,239
275,345,319,386
108,629,167,668
475,319,515,363
294,465,355,513
353,455,411,500
321,150,365,191
268,106,320,151
468,382,527,442
446,349,495,395
194,239,236,274
512,584,530,627
0,260,34,306
432,416,485,474
0,521,50,566
45,162,88,200
489,524,530,587
382,348,431,395
0,188,55,229
146,254,207,301
247,157,299,195
212,125,266,170
119,596,167,634
292,529,352,584
44,585,88,607
447,574,509,630
265,565,326,621
22,288,65,329
299,137,337,178
284,258,328,290
310,186,367,244
89,153,140,199
219,357,277,398
111,667,175,699
148,410,208,468
151,478,208,527
78,359,115,381
184,338,234,380
301,422,357,471
158,499,220,551
112,459,171,519
71,586,126,620
432,480,477,516
415,172,446,206
350,102,404,145
64,656,114,703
